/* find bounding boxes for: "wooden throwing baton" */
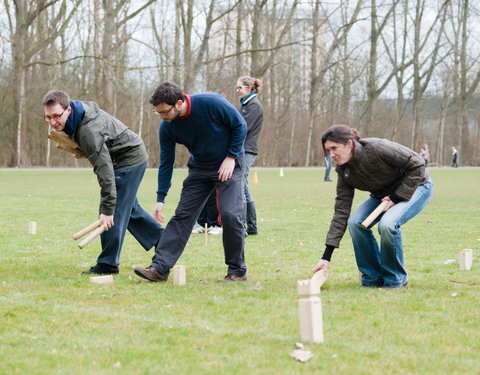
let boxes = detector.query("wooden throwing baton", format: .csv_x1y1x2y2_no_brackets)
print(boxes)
73,220,106,249
361,201,389,229
311,268,328,290
48,130,87,158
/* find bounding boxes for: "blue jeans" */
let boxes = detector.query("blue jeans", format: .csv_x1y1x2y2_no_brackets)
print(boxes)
243,152,257,203
347,180,433,287
98,162,164,266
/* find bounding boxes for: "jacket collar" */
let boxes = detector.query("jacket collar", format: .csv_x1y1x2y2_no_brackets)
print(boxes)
347,140,364,166
240,93,256,105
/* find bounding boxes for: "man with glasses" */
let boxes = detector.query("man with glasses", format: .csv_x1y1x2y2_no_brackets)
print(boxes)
133,82,248,283
42,90,164,275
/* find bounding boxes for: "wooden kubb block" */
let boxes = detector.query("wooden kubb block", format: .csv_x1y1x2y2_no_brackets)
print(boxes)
28,222,37,235
297,279,324,343
173,265,186,285
459,249,473,271
89,275,114,284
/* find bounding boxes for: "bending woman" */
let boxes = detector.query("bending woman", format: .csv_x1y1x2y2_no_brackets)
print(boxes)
313,125,433,288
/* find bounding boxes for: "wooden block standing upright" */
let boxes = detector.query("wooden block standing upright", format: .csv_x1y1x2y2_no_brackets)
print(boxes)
173,265,186,285
297,279,324,343
459,249,473,270
28,222,37,235
204,223,208,248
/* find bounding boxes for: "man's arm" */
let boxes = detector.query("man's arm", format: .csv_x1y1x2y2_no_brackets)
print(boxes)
216,96,247,159
156,123,176,202
77,126,117,216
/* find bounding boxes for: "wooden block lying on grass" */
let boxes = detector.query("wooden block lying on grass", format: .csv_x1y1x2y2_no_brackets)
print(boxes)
89,275,114,284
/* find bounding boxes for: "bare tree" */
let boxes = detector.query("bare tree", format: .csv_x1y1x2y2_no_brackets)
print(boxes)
410,0,450,151
305,0,364,165
4,0,81,166
93,0,156,112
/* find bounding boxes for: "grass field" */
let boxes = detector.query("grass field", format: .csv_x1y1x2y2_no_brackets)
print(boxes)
0,168,479,374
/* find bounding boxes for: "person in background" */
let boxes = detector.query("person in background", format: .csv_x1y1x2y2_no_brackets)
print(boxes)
324,155,333,181
191,189,222,235
134,82,247,283
42,90,164,275
451,147,458,168
235,76,264,235
419,144,429,167
313,125,433,289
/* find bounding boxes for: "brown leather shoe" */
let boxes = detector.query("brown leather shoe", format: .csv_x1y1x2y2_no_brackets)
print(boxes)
134,266,168,282
217,274,248,283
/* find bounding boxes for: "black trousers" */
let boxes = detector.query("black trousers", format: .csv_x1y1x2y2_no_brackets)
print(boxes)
151,155,246,276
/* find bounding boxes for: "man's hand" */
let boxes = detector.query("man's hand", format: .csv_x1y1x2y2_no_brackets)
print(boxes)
218,156,235,182
99,214,114,230
74,149,87,159
153,202,165,223
312,259,329,274
382,196,395,210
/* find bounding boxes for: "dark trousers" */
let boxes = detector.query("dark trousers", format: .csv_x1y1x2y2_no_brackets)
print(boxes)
151,156,246,276
98,162,164,266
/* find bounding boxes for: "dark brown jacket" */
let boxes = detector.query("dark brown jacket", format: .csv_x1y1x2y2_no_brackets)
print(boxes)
326,138,428,248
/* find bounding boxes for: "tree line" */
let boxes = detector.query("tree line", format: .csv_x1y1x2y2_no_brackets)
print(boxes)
1,0,479,168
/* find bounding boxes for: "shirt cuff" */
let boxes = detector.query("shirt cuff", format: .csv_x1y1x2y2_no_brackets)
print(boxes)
321,245,336,261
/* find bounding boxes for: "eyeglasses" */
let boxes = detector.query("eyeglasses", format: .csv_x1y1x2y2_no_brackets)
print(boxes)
152,105,175,117
235,86,249,91
44,109,67,122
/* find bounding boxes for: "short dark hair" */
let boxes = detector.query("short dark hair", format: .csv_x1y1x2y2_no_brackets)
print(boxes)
321,125,360,154
150,82,185,106
42,90,70,109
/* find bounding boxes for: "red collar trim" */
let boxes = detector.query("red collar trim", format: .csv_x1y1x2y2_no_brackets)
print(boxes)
179,94,191,119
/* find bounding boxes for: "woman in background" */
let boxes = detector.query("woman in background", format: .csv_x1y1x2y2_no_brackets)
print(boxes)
235,76,264,235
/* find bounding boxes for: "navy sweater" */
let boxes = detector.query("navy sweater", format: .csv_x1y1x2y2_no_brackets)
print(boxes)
157,93,247,202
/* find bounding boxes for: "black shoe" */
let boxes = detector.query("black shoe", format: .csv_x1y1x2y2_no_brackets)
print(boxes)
134,266,168,282
81,263,119,275
217,274,248,282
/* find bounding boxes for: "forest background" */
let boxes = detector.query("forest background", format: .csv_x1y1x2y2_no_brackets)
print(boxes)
1,0,479,168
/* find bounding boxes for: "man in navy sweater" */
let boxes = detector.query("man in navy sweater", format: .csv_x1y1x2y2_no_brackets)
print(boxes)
134,82,248,282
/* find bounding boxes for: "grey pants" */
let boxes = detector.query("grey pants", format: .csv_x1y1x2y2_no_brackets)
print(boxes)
151,155,246,276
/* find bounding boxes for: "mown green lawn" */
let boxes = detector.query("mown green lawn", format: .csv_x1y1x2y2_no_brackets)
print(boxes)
0,168,478,374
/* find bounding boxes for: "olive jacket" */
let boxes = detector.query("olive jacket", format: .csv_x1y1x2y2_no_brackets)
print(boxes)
74,101,147,215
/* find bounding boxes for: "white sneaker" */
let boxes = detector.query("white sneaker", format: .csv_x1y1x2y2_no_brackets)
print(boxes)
208,226,223,235
191,224,205,234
